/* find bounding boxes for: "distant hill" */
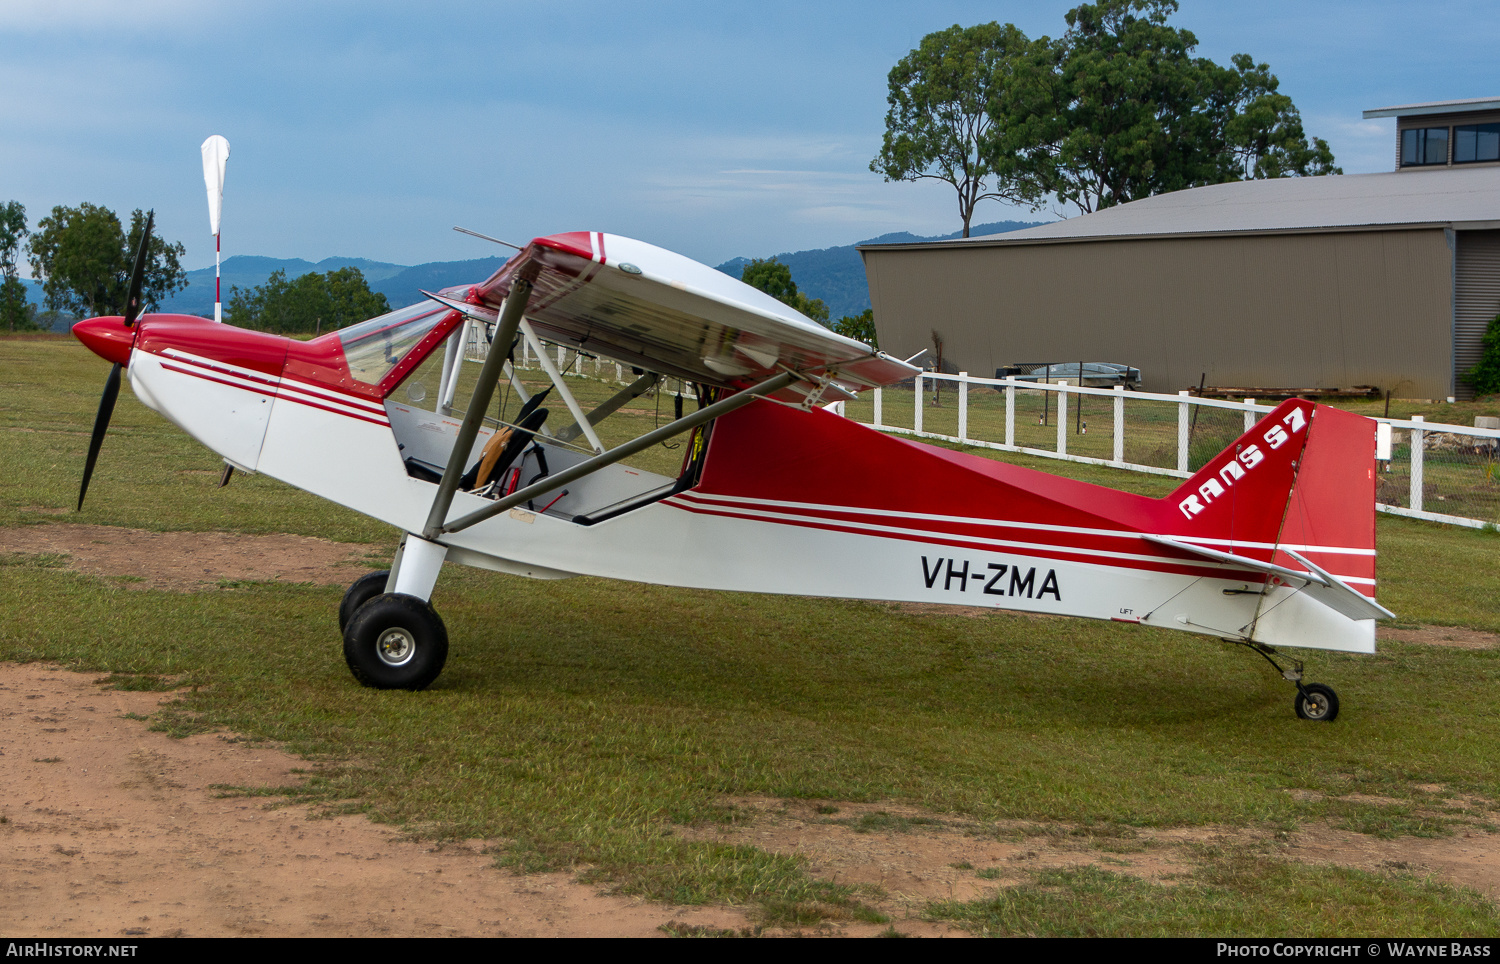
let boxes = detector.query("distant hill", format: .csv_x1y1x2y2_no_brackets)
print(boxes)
18,219,1049,330
152,256,511,317
714,220,1046,320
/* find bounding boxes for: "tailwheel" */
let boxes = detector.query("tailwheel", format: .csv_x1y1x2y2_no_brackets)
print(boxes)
339,570,391,633
343,593,448,691
1294,683,1340,722
1234,641,1342,722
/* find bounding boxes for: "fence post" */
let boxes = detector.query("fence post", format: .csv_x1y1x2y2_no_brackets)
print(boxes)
958,372,969,442
1244,398,1257,432
1113,385,1125,464
873,387,883,427
1057,381,1068,456
914,375,924,435
557,344,566,369
1410,415,1425,512
522,337,531,367
1005,381,1015,448
1177,391,1191,473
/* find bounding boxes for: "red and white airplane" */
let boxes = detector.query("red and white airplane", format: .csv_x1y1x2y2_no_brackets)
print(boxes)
73,222,1393,720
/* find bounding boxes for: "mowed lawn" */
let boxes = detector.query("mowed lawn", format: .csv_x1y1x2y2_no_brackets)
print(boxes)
2,334,1499,935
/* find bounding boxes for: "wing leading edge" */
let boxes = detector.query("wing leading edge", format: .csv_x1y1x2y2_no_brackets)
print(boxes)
459,231,918,401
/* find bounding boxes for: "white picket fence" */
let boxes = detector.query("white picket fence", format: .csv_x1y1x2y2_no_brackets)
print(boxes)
497,333,1500,531
849,371,1500,531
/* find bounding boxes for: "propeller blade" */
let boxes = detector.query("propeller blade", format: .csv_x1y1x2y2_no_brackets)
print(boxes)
78,361,122,511
123,210,154,328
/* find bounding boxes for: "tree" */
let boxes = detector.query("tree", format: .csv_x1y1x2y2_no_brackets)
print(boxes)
27,203,186,316
227,267,390,334
831,308,878,349
872,22,1044,237
0,201,37,331
1467,314,1500,398
1005,0,1339,214
740,258,829,323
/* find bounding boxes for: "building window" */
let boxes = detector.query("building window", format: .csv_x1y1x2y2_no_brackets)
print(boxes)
1454,123,1500,164
1401,127,1450,166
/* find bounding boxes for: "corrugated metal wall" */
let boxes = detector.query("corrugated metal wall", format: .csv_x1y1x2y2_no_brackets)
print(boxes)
1455,229,1500,398
863,228,1455,398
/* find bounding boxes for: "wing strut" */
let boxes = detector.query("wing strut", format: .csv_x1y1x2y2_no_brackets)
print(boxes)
437,370,796,535
555,371,660,444
422,279,534,541
518,317,604,454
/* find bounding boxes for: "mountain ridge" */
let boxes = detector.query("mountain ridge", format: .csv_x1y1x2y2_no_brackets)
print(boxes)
713,219,1043,318
21,219,1048,328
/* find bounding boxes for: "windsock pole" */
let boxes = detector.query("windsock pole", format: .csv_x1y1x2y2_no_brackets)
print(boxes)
200,135,231,323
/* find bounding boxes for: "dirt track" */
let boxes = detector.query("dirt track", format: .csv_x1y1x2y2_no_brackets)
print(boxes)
0,663,784,938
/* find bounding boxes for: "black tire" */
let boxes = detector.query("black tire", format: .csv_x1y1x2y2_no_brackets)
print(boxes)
339,570,390,633
343,593,448,690
1294,683,1340,722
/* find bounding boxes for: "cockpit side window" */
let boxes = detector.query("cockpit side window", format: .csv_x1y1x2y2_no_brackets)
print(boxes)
338,303,449,386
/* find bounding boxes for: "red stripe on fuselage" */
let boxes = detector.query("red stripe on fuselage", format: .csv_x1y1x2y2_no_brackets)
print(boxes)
660,495,1266,584
160,362,277,399
158,356,389,427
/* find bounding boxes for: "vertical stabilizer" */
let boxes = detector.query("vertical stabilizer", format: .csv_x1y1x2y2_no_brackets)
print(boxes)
1163,398,1316,553
1274,404,1379,594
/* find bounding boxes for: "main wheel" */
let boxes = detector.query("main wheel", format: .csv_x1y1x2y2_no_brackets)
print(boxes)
1294,683,1339,722
343,593,448,690
339,570,391,632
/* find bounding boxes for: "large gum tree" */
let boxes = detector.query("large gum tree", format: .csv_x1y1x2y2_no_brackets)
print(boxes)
871,22,1045,238
1012,0,1340,214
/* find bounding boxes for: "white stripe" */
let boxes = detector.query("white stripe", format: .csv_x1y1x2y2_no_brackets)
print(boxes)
668,497,1378,587
277,383,389,423
279,376,387,415
160,348,280,387
665,498,1283,576
676,491,1376,558
161,347,389,419
162,359,279,397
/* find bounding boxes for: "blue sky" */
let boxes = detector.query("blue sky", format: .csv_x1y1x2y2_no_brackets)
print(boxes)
3,1,1496,272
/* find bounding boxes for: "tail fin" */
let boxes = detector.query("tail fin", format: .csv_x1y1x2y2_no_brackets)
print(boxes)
1277,404,1378,594
1164,398,1377,593
1165,398,1316,548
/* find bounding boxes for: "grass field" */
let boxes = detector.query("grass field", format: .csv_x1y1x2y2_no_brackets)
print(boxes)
3,334,1500,935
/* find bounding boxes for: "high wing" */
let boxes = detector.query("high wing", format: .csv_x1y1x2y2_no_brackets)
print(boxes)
435,231,918,404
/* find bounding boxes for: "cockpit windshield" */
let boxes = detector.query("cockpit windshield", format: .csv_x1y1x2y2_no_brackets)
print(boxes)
338,302,449,386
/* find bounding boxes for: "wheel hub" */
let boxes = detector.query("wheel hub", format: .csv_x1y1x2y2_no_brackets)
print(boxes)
376,627,417,667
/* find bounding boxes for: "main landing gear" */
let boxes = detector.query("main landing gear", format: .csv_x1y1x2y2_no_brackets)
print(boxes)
1237,641,1340,722
339,536,450,691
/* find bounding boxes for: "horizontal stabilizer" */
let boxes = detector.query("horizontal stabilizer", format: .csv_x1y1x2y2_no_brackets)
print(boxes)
1283,548,1396,621
1145,535,1392,622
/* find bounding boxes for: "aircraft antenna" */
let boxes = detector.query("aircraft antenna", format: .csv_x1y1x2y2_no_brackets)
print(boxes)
453,226,523,251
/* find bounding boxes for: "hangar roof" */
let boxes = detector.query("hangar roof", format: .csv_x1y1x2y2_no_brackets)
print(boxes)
864,166,1500,249
1363,96,1500,118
